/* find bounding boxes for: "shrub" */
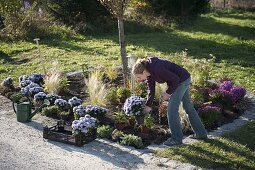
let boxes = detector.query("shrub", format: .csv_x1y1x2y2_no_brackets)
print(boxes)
113,111,129,124
198,104,222,129
144,114,154,129
105,87,119,106
120,134,144,149
111,129,124,142
41,105,59,117
117,87,131,103
96,125,113,139
85,105,108,120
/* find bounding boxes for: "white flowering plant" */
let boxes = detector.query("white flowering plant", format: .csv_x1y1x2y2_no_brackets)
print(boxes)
72,114,97,135
123,96,145,117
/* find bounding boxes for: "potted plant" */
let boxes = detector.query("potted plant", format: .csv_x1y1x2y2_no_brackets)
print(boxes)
140,114,154,134
111,129,124,142
72,114,97,145
113,111,129,131
123,96,145,125
85,105,108,120
73,105,86,120
33,92,47,107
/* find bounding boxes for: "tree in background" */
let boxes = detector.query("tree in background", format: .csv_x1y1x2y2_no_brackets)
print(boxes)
99,0,130,87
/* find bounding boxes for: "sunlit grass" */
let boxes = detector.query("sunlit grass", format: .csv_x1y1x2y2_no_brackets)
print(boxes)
155,121,255,170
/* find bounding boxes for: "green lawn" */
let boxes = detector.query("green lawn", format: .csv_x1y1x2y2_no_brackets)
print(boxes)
0,11,254,92
155,121,255,170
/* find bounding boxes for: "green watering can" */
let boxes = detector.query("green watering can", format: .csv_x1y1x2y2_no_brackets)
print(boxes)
12,99,50,122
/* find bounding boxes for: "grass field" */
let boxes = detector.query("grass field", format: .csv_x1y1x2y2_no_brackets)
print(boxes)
0,10,254,92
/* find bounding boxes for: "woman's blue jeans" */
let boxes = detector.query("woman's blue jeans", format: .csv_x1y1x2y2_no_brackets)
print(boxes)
167,77,207,142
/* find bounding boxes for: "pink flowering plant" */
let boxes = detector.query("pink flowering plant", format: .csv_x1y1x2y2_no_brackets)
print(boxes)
71,114,96,135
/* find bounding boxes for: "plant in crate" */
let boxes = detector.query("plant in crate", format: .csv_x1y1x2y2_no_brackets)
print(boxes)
141,114,154,133
41,105,59,117
85,105,108,120
198,104,222,129
71,114,97,145
123,96,145,125
113,111,129,131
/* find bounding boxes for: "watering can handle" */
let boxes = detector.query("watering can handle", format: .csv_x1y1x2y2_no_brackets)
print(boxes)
12,102,17,114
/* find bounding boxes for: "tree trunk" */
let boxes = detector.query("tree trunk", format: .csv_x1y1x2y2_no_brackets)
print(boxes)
117,17,128,87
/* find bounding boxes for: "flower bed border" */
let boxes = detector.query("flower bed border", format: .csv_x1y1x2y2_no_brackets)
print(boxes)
43,124,96,147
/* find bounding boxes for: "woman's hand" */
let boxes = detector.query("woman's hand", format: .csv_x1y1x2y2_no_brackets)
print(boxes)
161,92,171,101
143,105,152,115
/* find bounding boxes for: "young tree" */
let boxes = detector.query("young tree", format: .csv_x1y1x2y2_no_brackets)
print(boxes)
98,0,129,86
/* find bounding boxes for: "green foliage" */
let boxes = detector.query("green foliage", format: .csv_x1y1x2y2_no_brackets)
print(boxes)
41,105,59,117
117,86,131,103
104,65,118,82
105,87,119,106
111,129,124,142
0,1,56,40
113,111,128,124
9,92,27,103
58,76,70,94
57,111,69,120
47,0,111,33
120,134,144,149
144,114,154,129
96,125,113,139
198,107,222,129
135,82,147,98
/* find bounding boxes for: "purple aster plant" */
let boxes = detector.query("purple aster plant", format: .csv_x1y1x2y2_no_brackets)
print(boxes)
219,81,233,91
46,94,61,105
123,96,145,117
73,105,86,117
68,96,82,108
85,105,108,120
72,114,96,134
54,99,68,110
21,82,44,96
1,77,14,88
230,86,246,103
34,92,47,102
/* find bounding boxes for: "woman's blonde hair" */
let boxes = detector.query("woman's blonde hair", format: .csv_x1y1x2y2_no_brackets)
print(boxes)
132,58,149,75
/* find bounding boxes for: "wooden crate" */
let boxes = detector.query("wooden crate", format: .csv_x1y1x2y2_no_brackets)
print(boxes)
43,124,96,147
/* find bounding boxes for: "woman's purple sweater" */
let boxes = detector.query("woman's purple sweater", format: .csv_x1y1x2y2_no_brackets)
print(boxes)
145,57,190,107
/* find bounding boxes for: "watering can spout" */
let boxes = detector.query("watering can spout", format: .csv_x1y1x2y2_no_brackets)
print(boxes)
29,99,50,119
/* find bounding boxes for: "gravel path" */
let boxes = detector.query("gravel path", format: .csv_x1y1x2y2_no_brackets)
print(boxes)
1,94,254,170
